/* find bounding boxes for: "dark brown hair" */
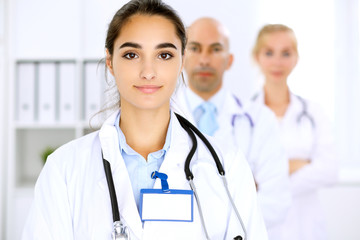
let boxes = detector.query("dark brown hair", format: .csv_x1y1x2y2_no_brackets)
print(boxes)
106,0,186,56
92,0,186,127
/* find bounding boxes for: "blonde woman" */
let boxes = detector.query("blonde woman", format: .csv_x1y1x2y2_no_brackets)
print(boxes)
252,24,338,240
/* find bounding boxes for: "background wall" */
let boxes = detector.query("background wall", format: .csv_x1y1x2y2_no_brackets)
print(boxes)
0,0,8,237
1,0,359,239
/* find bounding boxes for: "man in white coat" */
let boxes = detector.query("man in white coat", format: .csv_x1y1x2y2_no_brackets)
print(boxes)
172,17,291,240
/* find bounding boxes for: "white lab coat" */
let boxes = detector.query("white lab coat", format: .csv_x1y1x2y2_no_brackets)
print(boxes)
172,87,291,240
253,91,338,240
22,110,267,240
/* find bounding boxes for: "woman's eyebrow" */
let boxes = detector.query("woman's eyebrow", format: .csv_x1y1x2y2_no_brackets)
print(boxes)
119,42,177,50
119,42,142,49
156,43,177,50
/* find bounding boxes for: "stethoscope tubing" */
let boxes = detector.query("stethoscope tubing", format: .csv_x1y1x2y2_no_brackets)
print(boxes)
102,152,120,223
102,113,246,240
252,92,315,128
296,95,315,128
175,113,198,180
174,113,225,177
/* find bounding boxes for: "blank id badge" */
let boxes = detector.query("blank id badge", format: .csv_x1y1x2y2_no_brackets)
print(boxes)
139,189,193,222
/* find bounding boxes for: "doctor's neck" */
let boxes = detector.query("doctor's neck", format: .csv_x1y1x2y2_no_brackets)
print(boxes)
263,82,290,116
188,80,223,101
119,104,170,160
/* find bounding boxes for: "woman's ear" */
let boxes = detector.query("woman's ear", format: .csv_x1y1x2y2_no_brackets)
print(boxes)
105,49,114,76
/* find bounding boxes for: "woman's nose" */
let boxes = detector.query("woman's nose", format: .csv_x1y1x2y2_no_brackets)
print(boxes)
140,60,156,80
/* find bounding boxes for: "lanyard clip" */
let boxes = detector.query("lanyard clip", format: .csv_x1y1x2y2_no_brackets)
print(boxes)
151,171,169,192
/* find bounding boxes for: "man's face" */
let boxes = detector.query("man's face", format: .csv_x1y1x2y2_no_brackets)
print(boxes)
184,19,233,99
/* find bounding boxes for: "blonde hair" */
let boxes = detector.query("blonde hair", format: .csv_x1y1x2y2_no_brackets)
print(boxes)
252,24,298,57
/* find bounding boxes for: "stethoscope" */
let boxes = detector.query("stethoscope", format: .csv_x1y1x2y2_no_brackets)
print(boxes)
252,93,315,129
295,95,315,129
231,95,255,129
231,95,255,157
102,113,246,240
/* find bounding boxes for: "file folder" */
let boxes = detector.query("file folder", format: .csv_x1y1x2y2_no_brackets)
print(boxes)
38,63,56,123
59,63,76,123
84,62,104,123
17,63,35,123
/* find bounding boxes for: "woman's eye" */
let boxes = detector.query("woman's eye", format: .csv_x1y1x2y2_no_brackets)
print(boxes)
282,52,290,57
159,53,173,60
265,51,273,56
123,52,138,59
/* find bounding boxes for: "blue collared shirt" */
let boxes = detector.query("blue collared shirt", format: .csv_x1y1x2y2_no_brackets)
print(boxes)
184,87,225,125
114,112,172,211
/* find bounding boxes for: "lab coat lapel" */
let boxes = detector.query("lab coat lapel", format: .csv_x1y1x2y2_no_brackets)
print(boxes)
252,90,265,106
213,92,234,134
155,111,192,190
171,86,197,125
218,92,246,122
281,93,296,124
255,89,299,124
99,113,143,239
213,92,247,153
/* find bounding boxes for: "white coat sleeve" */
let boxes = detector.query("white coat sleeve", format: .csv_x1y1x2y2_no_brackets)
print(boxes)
290,105,338,196
246,108,292,229
224,148,269,240
22,150,74,240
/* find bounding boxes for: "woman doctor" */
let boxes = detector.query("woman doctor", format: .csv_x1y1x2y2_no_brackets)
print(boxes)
22,0,267,239
252,24,338,240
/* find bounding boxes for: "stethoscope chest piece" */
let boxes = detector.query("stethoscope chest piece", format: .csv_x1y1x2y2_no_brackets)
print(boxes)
112,221,129,240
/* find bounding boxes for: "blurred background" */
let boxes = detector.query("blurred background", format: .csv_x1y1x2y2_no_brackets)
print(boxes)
0,0,359,239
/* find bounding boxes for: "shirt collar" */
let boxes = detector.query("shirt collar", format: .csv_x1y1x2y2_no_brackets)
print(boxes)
209,86,226,112
114,111,172,156
185,86,226,114
185,87,204,113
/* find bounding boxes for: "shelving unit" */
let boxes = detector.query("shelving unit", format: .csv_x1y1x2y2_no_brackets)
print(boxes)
5,0,115,235
12,59,106,187
7,58,107,240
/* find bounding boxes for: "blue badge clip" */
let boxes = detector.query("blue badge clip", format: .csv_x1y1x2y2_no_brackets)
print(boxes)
151,171,169,192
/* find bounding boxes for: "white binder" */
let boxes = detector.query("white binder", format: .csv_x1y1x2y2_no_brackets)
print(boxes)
84,62,104,124
38,63,56,123
59,63,76,123
17,63,35,123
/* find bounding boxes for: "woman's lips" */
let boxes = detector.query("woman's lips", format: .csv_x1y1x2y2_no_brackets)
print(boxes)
135,85,162,94
271,71,283,77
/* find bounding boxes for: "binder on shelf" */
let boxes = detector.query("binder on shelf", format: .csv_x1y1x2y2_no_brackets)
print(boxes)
84,62,105,125
38,63,56,123
59,63,76,123
17,63,35,123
